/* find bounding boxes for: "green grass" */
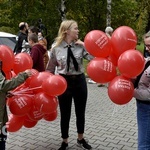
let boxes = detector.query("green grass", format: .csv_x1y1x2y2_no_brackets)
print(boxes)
136,43,144,53
83,59,89,75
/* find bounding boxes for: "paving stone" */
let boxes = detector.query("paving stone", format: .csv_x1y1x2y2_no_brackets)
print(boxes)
6,81,138,150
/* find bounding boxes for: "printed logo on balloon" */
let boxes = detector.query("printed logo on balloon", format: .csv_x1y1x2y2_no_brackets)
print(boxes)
87,57,117,83
108,76,134,105
5,50,67,132
84,30,111,58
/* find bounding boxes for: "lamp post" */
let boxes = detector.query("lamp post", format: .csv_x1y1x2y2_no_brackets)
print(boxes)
106,0,112,27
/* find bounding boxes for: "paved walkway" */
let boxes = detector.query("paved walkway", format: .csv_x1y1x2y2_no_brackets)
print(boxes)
6,81,137,150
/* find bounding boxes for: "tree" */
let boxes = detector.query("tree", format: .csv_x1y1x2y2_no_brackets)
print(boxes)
3,0,62,48
0,0,149,45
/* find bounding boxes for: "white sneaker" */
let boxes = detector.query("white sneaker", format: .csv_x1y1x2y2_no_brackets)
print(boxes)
88,79,96,84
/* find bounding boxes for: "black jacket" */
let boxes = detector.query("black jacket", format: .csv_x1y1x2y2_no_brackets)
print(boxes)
14,31,28,54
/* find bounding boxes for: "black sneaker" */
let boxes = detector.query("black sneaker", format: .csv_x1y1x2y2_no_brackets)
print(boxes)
58,142,68,150
77,138,92,149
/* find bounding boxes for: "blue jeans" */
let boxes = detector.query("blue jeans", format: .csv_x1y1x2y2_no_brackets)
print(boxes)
137,100,150,150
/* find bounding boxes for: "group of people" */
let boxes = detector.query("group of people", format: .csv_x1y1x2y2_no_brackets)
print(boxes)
0,22,49,150
0,19,150,150
1,20,94,150
14,22,49,72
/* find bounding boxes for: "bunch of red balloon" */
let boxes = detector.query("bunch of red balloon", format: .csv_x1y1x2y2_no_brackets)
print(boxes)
7,71,67,132
84,26,145,105
0,45,67,132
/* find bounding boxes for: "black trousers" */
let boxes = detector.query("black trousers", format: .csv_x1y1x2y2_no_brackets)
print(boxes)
58,73,87,139
0,129,7,150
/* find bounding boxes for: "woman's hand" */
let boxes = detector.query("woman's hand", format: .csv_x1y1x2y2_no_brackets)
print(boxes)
75,39,84,46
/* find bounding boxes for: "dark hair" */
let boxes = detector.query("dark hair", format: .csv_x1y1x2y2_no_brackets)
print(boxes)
28,33,38,43
19,22,26,30
28,26,39,35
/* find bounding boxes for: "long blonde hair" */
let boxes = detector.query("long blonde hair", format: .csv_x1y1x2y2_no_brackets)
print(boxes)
53,19,77,48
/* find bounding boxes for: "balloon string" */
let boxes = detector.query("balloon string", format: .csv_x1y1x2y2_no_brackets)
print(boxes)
12,83,25,92
11,87,30,95
111,105,118,116
13,91,33,95
24,86,42,91
17,86,42,92
12,93,34,97
11,86,42,96
14,87,30,93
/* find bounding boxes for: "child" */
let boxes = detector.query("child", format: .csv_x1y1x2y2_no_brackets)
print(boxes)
0,60,32,150
28,33,46,72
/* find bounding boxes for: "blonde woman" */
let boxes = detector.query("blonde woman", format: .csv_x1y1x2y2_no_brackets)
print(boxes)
46,20,92,150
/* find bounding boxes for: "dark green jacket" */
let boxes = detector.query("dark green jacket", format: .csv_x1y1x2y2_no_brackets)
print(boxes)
0,71,29,131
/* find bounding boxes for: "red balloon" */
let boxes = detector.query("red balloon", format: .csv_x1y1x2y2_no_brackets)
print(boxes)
84,30,111,57
5,70,17,79
7,97,13,106
23,116,38,128
87,57,117,83
0,45,15,72
9,95,33,116
10,70,16,78
25,69,39,86
5,70,16,80
6,114,24,132
29,71,53,93
43,110,58,122
27,106,44,121
118,50,145,78
111,26,137,58
5,71,12,79
42,75,67,96
13,53,33,74
34,92,58,114
11,83,28,96
108,76,134,105
107,52,118,66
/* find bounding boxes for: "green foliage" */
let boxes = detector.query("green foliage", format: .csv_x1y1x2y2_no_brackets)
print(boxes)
112,0,138,28
0,0,149,47
65,0,107,39
0,26,16,33
136,43,144,53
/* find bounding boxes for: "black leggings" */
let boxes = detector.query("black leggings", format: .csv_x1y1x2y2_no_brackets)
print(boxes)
0,130,7,150
58,74,87,139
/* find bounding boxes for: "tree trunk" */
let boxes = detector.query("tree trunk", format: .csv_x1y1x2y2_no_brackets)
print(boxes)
106,0,111,27
60,0,66,21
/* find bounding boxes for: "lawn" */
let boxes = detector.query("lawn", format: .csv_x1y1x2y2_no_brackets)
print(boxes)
83,59,89,76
